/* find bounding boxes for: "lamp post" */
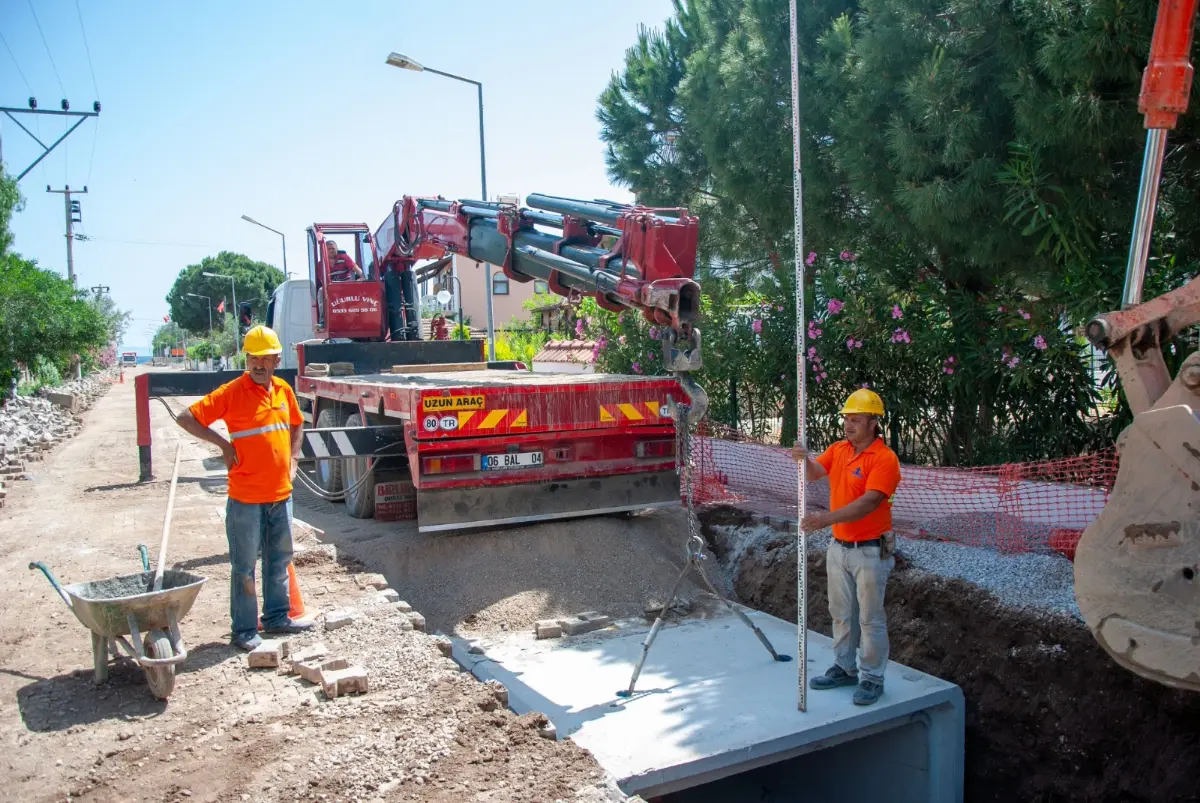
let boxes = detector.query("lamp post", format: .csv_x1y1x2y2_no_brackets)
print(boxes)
386,52,494,359
202,271,238,335
241,214,288,277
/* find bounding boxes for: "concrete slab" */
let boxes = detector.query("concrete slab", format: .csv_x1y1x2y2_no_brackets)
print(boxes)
454,607,964,802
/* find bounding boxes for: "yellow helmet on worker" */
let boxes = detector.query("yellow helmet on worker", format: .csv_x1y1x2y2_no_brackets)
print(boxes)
241,325,283,356
840,388,884,416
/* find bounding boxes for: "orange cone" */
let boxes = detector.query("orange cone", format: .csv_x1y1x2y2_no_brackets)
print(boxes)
287,562,305,619
257,562,305,630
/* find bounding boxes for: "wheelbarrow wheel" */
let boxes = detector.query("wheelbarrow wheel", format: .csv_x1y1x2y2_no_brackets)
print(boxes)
142,629,175,699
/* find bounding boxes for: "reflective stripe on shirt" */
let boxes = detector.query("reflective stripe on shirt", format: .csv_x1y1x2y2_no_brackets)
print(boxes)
228,421,291,440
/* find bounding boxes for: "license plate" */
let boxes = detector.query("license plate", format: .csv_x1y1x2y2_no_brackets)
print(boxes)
482,451,543,471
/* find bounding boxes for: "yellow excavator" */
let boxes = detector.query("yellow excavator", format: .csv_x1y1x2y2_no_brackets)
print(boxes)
1074,0,1200,692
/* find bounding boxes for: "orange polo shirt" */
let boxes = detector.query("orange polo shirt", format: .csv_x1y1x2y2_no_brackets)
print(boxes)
189,374,302,504
815,438,902,542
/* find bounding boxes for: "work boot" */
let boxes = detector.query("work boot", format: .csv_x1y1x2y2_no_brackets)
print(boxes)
853,679,884,706
809,665,859,690
263,619,315,635
232,634,263,652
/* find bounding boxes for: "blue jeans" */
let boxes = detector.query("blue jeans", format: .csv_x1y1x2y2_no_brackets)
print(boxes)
225,496,294,642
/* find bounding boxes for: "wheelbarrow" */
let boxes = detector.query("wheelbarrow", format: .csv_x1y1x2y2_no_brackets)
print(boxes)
29,546,207,699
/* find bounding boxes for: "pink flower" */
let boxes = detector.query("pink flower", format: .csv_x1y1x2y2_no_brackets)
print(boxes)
805,252,817,266
827,298,845,315
752,319,763,334
845,338,863,351
890,328,911,344
631,362,642,374
998,306,1006,313
591,345,600,362
820,371,828,381
648,326,659,340
575,319,585,337
807,322,822,339
807,346,818,359
1007,356,1020,369
839,250,856,262
618,335,627,345
942,355,956,375
597,336,608,350
892,304,903,319
1018,308,1031,320
776,306,784,312
943,366,955,375
860,382,870,389
1033,335,1047,351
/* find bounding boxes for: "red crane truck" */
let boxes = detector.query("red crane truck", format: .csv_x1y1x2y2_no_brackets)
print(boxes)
137,192,707,534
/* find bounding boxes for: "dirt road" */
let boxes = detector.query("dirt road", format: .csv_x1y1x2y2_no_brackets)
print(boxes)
0,370,636,803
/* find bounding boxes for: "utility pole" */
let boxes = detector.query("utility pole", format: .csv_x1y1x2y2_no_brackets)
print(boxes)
47,185,87,283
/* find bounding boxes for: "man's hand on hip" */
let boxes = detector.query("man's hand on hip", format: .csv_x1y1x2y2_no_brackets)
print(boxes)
221,441,239,471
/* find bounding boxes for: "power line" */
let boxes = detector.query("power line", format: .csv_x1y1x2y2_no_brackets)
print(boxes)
27,0,67,96
73,0,100,98
79,235,224,249
0,30,33,94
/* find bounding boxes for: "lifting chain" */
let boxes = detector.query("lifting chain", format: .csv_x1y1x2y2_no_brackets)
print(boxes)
617,398,792,699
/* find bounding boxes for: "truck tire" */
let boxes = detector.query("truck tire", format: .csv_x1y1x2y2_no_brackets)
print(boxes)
313,406,346,497
342,413,376,519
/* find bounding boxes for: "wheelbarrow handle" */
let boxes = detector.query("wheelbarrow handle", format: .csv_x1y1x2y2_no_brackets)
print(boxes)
27,561,72,608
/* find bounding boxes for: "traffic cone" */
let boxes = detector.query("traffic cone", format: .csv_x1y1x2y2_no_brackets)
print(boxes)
256,562,305,630
287,562,305,619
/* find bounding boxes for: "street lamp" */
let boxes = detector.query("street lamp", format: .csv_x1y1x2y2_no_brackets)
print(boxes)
202,271,238,333
386,51,494,359
241,214,288,276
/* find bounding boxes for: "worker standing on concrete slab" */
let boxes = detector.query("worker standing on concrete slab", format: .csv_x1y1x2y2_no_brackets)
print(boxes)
792,388,901,706
175,325,313,651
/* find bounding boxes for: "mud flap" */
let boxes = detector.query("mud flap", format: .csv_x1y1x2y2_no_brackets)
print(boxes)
415,470,680,533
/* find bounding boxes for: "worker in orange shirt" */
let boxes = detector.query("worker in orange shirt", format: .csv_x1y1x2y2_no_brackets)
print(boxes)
175,326,313,651
792,388,901,706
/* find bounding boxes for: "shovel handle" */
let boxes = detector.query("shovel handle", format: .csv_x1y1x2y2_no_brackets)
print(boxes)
152,441,182,592
28,562,72,608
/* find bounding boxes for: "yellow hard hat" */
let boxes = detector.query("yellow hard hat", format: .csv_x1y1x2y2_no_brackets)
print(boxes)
242,325,283,356
841,388,884,416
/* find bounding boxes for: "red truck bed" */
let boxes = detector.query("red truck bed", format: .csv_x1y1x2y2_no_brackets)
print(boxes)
297,369,686,532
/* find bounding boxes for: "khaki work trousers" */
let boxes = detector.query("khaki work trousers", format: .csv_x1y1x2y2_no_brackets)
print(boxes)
826,534,895,684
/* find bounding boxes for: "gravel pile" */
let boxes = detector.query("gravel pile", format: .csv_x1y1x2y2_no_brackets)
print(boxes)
711,521,1081,620
894,535,1081,619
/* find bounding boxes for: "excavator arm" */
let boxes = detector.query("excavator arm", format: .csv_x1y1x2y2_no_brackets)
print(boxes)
1074,0,1200,692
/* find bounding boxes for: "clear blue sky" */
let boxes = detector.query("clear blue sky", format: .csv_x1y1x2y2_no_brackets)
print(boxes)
2,0,674,352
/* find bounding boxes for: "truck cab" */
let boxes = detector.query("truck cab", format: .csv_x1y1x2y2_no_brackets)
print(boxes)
266,278,318,370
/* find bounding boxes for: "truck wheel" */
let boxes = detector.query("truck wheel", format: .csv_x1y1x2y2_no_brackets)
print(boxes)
342,413,376,519
314,406,346,497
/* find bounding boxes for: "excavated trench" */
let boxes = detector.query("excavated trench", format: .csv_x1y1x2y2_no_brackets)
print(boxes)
697,506,1200,803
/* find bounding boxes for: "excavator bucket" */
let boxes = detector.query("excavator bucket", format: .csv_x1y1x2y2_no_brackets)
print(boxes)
1074,398,1200,692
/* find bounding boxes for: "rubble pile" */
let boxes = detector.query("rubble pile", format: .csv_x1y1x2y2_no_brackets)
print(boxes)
0,370,116,499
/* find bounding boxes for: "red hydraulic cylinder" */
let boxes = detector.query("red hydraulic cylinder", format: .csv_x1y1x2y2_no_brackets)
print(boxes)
135,373,153,482
1139,0,1198,129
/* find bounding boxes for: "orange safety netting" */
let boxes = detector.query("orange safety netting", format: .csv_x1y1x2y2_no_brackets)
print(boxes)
687,424,1118,558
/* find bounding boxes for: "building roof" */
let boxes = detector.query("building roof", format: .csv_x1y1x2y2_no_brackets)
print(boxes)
532,339,596,364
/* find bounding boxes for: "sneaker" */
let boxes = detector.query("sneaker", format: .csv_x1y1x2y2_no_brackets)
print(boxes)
232,634,263,652
809,665,859,690
263,618,315,635
853,679,884,705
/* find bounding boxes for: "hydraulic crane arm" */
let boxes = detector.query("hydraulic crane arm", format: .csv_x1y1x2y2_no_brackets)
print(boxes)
374,193,707,421
1075,0,1200,693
